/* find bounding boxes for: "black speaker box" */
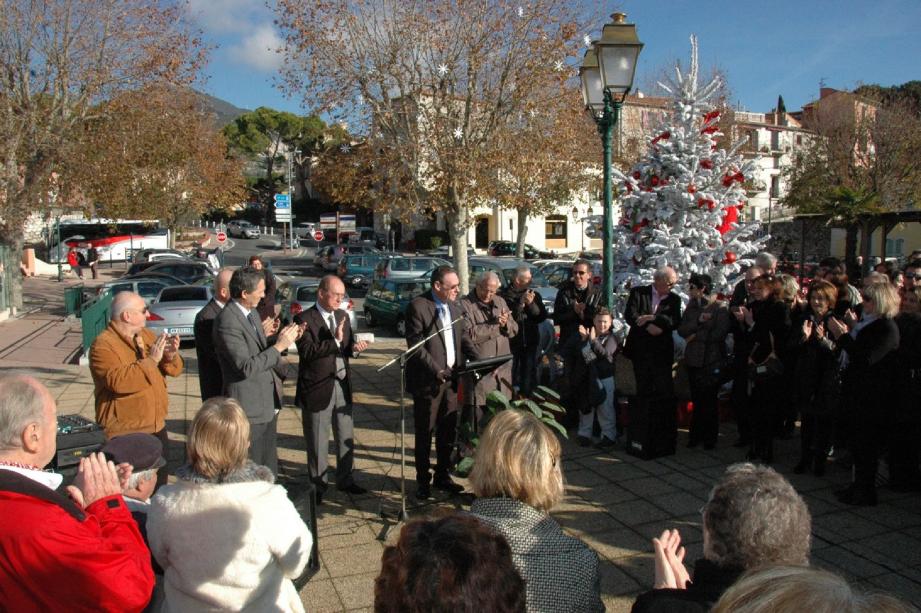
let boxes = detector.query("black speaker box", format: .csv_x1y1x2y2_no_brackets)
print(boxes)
626,396,677,460
283,477,321,588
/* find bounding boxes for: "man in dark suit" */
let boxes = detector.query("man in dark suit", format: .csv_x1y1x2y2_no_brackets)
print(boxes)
406,265,477,500
294,275,369,500
213,267,300,474
193,268,234,401
624,266,682,398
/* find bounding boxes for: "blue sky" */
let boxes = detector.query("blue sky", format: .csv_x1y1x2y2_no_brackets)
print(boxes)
188,0,921,118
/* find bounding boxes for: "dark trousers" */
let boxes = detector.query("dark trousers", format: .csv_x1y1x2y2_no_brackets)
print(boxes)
751,378,780,462
413,383,458,484
799,410,833,465
302,381,354,488
249,414,278,475
888,421,921,488
730,364,752,443
853,418,885,494
512,347,539,397
688,368,719,447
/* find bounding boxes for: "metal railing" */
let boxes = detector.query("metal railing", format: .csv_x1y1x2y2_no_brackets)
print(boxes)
81,289,113,352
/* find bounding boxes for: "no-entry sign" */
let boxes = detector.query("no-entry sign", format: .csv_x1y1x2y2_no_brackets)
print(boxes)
313,230,324,241
216,231,227,243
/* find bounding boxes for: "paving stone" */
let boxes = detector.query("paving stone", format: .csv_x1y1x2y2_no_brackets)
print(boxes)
648,491,708,516
582,528,653,561
321,542,385,578
331,572,378,610
606,499,670,527
299,579,343,613
619,476,679,498
813,545,891,580
598,557,642,595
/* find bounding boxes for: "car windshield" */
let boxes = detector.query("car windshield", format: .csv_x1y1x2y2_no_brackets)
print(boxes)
397,282,429,300
295,286,320,302
159,287,208,302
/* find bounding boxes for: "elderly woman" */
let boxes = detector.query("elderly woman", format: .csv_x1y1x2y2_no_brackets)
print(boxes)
678,273,731,449
461,271,518,410
469,410,604,613
375,513,526,613
147,398,313,612
790,279,840,476
632,463,812,613
828,281,900,506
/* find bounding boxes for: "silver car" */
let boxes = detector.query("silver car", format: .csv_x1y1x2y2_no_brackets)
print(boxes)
374,256,450,281
276,280,358,330
100,277,177,305
146,285,213,341
226,220,260,239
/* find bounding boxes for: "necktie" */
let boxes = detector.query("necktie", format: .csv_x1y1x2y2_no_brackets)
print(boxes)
440,304,455,369
328,313,347,380
247,312,264,347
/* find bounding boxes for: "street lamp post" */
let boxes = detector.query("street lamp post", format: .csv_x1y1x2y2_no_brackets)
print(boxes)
579,12,643,309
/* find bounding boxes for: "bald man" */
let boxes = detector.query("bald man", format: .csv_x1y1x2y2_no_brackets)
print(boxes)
90,291,183,485
194,267,235,401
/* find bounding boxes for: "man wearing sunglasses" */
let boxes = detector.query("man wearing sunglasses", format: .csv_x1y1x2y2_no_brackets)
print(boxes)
90,291,184,479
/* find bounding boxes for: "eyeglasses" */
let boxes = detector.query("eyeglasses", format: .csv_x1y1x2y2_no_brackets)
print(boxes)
906,273,919,280
573,270,589,276
439,283,460,291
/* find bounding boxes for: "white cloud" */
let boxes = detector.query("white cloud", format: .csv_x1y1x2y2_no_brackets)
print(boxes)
226,24,284,73
185,0,263,33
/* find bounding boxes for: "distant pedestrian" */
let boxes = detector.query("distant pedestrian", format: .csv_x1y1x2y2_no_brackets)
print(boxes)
67,247,83,279
86,246,99,279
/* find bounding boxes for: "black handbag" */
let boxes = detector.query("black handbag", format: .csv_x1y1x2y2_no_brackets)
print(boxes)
749,332,784,383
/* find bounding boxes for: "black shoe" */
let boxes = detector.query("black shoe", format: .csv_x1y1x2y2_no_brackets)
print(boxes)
596,436,617,450
578,436,591,447
433,476,464,494
339,482,368,495
416,482,431,500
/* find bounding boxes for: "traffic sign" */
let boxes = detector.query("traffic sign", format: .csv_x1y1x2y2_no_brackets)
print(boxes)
313,230,324,241
216,231,227,244
275,212,292,222
273,193,290,208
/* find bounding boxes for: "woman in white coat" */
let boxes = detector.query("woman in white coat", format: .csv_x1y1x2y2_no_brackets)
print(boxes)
148,398,312,612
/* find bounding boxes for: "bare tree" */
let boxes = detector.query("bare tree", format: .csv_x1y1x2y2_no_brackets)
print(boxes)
276,0,600,291
0,0,202,309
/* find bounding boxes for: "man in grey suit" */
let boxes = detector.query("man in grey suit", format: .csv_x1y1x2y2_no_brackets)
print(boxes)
294,275,370,501
193,268,234,401
213,267,300,474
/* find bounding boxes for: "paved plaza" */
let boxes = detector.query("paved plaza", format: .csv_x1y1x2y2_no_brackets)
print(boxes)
2,276,921,611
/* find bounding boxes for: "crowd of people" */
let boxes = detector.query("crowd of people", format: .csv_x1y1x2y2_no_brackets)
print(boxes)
1,248,920,611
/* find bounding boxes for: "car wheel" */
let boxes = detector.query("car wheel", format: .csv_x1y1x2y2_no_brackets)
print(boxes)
364,308,376,327
396,316,406,337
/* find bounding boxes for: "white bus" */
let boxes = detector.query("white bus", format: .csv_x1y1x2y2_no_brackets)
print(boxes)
50,218,168,264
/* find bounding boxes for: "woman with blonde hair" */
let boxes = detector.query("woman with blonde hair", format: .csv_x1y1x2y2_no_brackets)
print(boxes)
469,410,603,613
147,398,313,612
828,280,900,506
712,565,917,613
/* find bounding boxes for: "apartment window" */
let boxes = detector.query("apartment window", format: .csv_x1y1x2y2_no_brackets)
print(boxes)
886,238,905,258
771,130,780,151
770,176,781,198
796,134,803,145
545,215,567,240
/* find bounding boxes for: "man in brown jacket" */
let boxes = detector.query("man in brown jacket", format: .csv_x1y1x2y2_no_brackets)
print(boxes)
90,291,183,481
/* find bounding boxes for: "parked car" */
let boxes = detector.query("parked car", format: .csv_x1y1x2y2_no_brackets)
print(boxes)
424,245,476,258
374,256,450,281
293,222,318,238
337,253,395,288
467,257,510,290
128,261,214,284
314,244,382,272
146,285,213,341
348,226,386,249
226,220,260,239
275,280,357,330
99,277,177,305
364,278,431,337
480,258,559,315
487,240,555,260
131,248,188,263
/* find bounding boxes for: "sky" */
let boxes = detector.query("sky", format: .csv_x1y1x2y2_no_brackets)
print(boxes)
187,0,921,118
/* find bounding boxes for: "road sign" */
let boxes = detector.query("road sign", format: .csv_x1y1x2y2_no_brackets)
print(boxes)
216,231,227,243
313,230,324,241
273,193,290,208
339,214,356,233
320,213,337,229
275,211,292,222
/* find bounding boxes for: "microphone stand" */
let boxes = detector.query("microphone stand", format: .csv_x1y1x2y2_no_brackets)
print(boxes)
376,315,464,540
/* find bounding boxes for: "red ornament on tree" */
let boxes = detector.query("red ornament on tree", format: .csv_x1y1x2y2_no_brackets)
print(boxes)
633,170,642,180
687,184,697,194
700,159,713,170
650,175,660,187
703,110,721,123
723,251,737,264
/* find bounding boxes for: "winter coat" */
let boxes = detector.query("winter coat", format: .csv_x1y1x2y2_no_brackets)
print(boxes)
147,462,313,613
553,281,602,348
460,292,518,405
0,469,154,612
90,322,184,437
471,497,604,613
790,309,840,416
835,317,899,424
501,284,548,352
678,297,731,372
895,312,921,424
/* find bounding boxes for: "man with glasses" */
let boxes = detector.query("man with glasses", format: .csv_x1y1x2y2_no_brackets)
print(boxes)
727,266,761,448
903,260,921,295
406,265,478,500
90,292,184,482
553,260,602,427
294,275,369,502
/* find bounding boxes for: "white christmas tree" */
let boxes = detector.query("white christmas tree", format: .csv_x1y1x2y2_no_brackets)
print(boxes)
587,36,766,295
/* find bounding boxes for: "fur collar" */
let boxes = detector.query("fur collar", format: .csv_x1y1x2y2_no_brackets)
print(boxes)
175,461,274,485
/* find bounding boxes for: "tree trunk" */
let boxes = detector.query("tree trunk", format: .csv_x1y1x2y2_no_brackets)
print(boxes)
445,197,470,296
844,224,859,279
0,231,25,314
859,218,875,279
515,209,528,259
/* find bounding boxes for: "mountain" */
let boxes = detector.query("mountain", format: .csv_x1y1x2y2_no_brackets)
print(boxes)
193,90,250,128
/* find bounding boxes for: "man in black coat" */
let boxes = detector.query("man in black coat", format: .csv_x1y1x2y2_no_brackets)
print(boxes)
623,266,682,399
501,265,547,397
294,275,369,499
193,268,234,401
405,265,478,500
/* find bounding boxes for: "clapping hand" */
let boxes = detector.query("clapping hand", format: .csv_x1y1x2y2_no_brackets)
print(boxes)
573,302,586,318
274,323,300,351
66,452,124,509
652,529,691,590
149,332,168,362
354,340,369,353
802,319,814,339
827,316,848,339
334,317,346,343
498,309,510,328
578,325,591,341
636,314,654,326
523,290,535,305
844,309,857,327
262,316,280,338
